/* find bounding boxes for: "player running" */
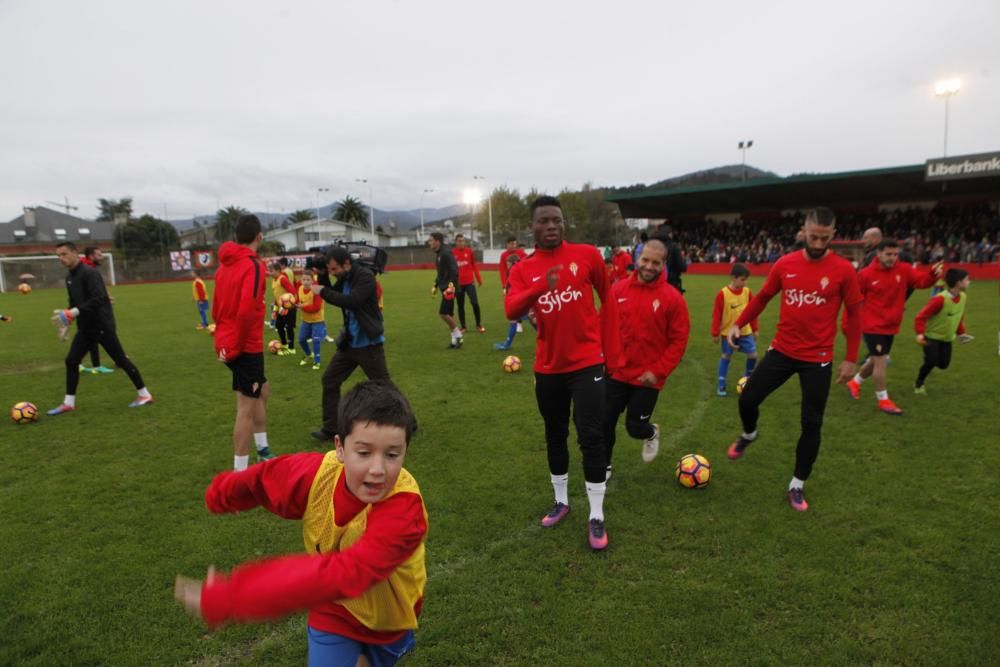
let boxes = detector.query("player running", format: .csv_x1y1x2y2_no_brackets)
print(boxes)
47,242,154,415
603,238,689,478
914,268,973,393
844,239,941,414
725,207,862,512
505,195,621,550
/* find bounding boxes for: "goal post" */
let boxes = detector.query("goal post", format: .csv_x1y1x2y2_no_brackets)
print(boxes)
0,253,116,292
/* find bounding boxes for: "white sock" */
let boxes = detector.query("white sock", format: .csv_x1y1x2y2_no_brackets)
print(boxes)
253,432,269,452
853,373,864,384
788,476,805,491
64,394,76,407
875,390,888,400
551,473,569,506
137,387,151,399
452,327,462,338
234,455,249,471
585,481,606,521
741,430,758,441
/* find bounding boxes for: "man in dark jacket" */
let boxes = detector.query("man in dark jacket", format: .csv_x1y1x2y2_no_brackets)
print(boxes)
309,246,391,441
428,231,463,348
47,242,153,415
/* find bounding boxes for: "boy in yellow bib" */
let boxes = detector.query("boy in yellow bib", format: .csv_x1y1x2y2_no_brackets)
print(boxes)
175,380,425,666
913,268,973,394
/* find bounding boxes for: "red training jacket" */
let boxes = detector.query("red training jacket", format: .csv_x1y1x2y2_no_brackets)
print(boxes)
736,249,862,363
452,247,482,287
212,242,266,360
499,248,527,288
199,453,427,643
505,242,622,374
609,272,690,389
857,261,937,334
611,250,631,282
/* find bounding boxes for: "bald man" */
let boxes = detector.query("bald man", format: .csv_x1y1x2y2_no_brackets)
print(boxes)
860,228,883,268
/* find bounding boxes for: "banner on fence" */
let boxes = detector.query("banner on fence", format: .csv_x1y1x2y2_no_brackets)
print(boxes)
170,251,192,272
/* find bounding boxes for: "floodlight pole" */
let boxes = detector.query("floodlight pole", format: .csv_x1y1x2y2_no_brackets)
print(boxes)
356,178,375,244
473,175,493,248
738,140,754,181
420,188,434,242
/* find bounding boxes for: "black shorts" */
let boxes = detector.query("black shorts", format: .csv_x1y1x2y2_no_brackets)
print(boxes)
438,296,455,316
225,352,266,398
863,334,894,357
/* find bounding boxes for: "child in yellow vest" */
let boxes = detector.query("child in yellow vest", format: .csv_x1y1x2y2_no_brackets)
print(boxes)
710,263,759,396
914,268,973,393
191,270,210,330
297,272,326,370
175,380,425,666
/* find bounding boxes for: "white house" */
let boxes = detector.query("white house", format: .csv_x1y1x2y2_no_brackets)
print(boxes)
264,218,392,251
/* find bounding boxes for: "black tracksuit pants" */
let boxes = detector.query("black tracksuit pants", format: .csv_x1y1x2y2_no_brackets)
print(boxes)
534,364,607,484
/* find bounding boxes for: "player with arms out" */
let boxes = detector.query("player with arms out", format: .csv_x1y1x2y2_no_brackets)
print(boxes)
603,238,689,477
711,263,758,397
725,207,862,512
844,239,941,414
174,380,425,667
213,215,275,470
913,268,973,393
505,195,622,550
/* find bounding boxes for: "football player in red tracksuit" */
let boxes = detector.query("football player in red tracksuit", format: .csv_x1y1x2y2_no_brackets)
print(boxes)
505,195,622,551
213,215,274,470
603,239,690,478
498,236,527,292
845,238,941,415
452,233,484,333
174,381,425,667
611,246,632,283
726,207,862,512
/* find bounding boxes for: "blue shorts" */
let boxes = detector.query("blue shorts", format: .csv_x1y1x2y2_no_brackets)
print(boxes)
721,336,756,356
307,627,415,667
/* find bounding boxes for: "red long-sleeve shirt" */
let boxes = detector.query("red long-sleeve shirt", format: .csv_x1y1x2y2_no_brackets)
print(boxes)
452,247,482,287
499,248,527,288
212,242,266,359
199,453,427,643
914,293,966,336
857,261,937,334
505,242,622,374
735,250,863,363
609,273,689,389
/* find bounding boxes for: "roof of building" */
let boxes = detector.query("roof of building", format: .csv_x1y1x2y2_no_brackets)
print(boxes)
0,206,113,245
607,162,1000,219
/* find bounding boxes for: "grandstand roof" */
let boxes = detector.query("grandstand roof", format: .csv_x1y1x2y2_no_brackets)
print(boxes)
608,163,1000,219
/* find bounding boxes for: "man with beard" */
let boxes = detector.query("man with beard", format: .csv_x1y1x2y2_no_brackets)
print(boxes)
725,207,862,512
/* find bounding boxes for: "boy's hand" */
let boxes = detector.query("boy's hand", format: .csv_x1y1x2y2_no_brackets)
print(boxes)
916,334,926,346
712,335,720,344
957,333,974,344
174,566,216,621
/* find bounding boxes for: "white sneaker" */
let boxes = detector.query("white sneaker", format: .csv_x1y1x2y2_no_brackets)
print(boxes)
516,322,524,333
642,424,660,463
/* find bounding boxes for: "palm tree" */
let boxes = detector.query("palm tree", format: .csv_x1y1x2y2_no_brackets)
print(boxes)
96,197,133,223
334,196,367,225
286,209,317,224
214,205,250,242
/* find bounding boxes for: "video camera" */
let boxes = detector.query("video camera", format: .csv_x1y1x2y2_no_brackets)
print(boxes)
307,240,388,281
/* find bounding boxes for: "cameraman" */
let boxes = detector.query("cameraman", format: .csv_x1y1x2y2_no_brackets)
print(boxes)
308,245,391,442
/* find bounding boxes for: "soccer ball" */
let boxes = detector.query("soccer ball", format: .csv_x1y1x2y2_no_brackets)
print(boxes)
502,355,521,373
736,376,749,395
18,282,31,294
267,340,282,355
207,323,216,334
675,453,712,489
279,292,296,309
11,401,38,424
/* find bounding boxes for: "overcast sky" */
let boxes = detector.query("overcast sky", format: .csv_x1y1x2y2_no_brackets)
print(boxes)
1,0,997,222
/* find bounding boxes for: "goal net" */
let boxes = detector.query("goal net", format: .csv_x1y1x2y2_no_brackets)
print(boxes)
0,253,117,292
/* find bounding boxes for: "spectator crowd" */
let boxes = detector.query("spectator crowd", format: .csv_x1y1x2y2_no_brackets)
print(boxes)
658,205,1000,265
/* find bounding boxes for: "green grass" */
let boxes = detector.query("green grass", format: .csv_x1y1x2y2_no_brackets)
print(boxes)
2,272,998,666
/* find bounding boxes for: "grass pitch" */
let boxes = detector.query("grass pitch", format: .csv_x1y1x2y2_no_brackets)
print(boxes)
1,271,998,666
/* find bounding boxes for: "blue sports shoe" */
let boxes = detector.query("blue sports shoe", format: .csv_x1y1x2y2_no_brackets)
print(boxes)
257,446,275,461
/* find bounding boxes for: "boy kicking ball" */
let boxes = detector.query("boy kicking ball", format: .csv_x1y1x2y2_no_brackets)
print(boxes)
175,380,426,666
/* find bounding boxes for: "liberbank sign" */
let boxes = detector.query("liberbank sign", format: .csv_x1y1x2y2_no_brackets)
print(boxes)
925,151,1000,182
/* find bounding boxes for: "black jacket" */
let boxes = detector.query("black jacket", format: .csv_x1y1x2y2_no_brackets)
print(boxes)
66,262,115,332
434,247,459,290
319,262,384,345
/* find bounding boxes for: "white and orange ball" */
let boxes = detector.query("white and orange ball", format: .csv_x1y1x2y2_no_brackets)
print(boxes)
267,340,282,355
502,355,521,373
11,401,38,424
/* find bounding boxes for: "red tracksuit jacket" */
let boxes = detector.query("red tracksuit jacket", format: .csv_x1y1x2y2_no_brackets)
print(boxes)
857,261,937,334
212,242,266,360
